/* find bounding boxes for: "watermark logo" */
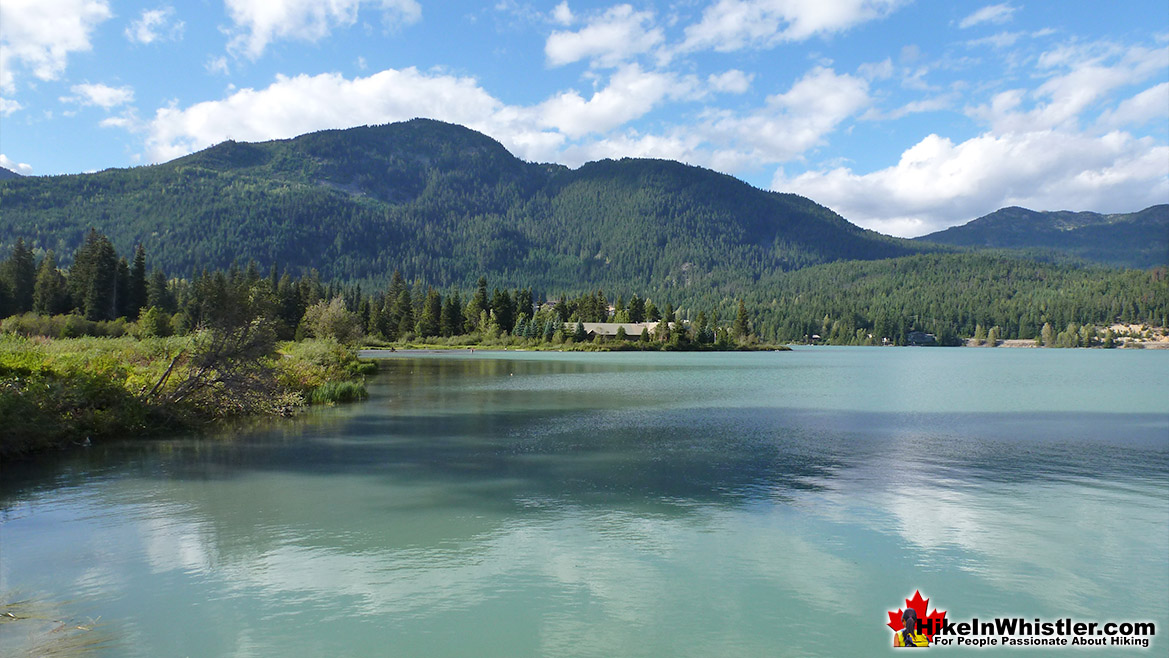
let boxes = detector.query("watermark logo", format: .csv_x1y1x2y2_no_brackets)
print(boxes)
888,590,947,647
884,589,1156,649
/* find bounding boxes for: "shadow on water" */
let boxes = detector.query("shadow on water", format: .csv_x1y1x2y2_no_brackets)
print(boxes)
3,352,1167,514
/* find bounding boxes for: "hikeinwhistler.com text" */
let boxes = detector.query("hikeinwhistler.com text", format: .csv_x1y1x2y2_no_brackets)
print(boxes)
920,617,1155,649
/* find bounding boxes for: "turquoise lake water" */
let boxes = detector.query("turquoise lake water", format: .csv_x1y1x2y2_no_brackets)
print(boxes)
2,347,1167,656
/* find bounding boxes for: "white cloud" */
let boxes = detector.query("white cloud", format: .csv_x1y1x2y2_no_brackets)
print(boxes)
206,56,230,75
62,82,134,109
707,69,753,94
680,0,903,53
858,58,894,81
965,31,1022,49
958,3,1016,29
143,67,565,163
969,42,1168,133
773,130,1169,237
125,6,185,44
0,0,112,92
538,65,695,137
225,0,422,59
545,4,663,67
0,97,23,116
551,1,574,26
1098,82,1169,129
706,66,870,163
0,153,33,174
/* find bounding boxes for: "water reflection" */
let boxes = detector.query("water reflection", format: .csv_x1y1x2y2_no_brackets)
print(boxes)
2,350,1167,656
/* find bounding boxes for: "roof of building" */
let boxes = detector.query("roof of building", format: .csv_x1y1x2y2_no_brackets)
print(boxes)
564,321,661,336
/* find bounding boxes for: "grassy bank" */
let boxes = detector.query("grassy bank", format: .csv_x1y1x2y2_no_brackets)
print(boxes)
0,335,373,457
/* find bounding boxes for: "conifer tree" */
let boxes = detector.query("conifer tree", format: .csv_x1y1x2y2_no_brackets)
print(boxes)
128,245,148,319
1,238,36,314
733,300,750,338
33,250,69,315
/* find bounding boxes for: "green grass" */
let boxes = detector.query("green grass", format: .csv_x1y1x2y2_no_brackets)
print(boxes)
0,334,372,457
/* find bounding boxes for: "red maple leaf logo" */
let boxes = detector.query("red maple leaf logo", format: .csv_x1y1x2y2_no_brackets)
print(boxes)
888,590,947,642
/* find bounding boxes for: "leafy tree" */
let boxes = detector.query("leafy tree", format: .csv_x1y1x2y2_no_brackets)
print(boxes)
1040,322,1055,347
302,296,364,343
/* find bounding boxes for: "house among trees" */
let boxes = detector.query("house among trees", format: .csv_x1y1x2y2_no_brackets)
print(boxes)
906,331,938,346
565,321,661,340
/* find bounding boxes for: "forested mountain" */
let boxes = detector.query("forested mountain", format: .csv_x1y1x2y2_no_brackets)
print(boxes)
0,167,21,181
916,205,1168,269
0,119,924,295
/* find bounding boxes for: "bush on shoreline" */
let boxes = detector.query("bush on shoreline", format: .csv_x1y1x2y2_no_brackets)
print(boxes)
0,334,371,457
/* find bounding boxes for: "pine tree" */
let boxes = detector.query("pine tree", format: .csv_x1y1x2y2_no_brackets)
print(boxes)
396,288,414,338
439,291,462,336
71,229,119,321
32,250,69,315
128,245,148,319
733,300,750,338
1,238,36,314
417,288,441,337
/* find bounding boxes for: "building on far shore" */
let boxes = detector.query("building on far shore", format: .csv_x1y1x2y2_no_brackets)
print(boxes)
564,322,662,339
906,331,938,346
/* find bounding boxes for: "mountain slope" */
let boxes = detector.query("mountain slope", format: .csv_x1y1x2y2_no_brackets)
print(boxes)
0,167,21,181
915,205,1168,269
0,119,926,293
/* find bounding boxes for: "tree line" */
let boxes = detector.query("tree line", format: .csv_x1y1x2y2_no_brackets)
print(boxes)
0,229,757,349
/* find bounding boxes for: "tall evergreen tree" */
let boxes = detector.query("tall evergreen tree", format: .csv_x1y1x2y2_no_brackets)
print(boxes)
417,288,442,337
1,238,37,314
395,288,414,338
128,245,148,319
733,300,750,338
71,229,119,321
32,250,69,315
441,291,463,337
115,257,131,319
628,295,646,323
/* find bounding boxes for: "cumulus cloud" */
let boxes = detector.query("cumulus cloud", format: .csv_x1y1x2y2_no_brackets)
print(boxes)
958,3,1017,30
705,66,870,162
545,4,664,67
538,65,696,137
1098,82,1169,129
0,0,112,92
680,0,903,53
773,130,1169,237
225,0,421,59
62,82,134,109
143,67,565,163
707,69,753,94
968,42,1168,133
551,1,573,26
125,6,184,44
0,153,33,174
0,97,23,116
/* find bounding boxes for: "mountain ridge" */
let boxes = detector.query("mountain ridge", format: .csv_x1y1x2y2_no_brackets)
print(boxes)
915,204,1168,269
0,118,924,292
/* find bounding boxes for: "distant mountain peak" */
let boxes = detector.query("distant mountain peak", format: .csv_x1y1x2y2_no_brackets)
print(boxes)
916,204,1169,269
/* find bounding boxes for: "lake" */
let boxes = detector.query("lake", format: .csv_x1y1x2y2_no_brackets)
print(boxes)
2,347,1167,656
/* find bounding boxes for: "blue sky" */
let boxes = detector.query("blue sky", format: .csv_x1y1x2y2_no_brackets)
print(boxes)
1,0,1166,236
